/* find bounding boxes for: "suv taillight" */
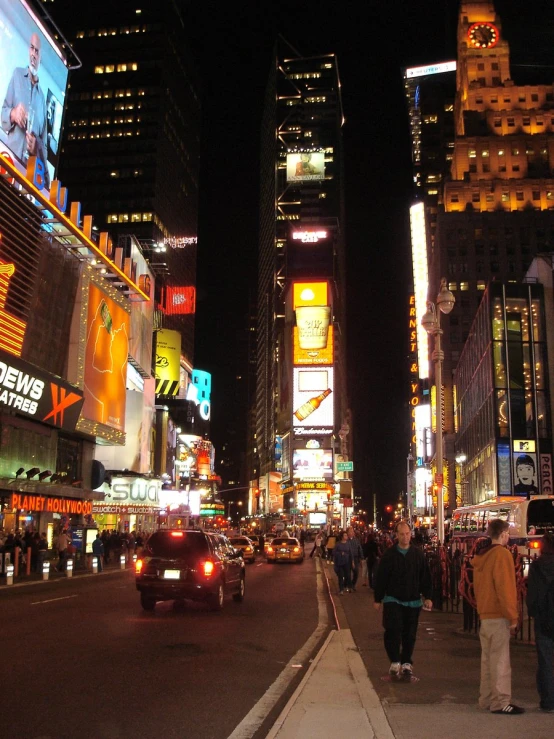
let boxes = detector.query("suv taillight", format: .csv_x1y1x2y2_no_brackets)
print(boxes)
202,560,215,577
135,559,143,573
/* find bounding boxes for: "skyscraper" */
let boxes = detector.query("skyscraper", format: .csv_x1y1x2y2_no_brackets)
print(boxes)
255,38,350,522
415,1,554,512
50,0,200,366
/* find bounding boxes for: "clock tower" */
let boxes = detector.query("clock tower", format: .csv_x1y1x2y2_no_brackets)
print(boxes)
456,1,510,136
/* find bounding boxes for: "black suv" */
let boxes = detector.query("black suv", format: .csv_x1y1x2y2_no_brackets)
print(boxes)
135,529,245,611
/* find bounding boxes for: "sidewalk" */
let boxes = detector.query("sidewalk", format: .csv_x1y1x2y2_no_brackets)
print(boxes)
0,557,133,588
266,555,554,739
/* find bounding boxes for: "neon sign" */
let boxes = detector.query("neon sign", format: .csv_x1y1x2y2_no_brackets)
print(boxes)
410,203,429,379
0,261,26,356
292,230,328,243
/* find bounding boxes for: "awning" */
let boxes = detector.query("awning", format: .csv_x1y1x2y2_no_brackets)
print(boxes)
0,478,105,502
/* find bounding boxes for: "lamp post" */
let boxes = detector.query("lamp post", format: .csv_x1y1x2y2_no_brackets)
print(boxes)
422,278,455,544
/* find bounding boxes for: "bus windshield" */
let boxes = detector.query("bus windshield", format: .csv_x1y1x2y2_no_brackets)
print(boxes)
527,498,554,535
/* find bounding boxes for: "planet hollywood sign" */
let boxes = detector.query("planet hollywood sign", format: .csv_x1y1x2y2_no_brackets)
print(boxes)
9,493,93,515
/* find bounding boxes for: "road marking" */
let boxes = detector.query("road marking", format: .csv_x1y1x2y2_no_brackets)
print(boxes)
255,563,265,567
31,595,79,605
227,559,329,739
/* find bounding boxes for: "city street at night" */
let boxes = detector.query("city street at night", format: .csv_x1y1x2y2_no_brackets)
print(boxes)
0,557,328,739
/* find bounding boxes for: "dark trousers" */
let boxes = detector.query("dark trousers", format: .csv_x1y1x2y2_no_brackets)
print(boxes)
351,559,360,587
335,564,351,592
535,624,554,710
383,602,421,665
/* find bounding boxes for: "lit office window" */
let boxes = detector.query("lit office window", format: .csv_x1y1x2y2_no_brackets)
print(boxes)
94,66,104,74
460,282,469,291
477,282,486,290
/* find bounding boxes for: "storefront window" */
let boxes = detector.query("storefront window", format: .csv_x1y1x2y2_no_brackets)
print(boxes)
531,299,542,341
492,297,504,340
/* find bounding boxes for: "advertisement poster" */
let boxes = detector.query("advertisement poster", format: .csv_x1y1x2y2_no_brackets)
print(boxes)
0,0,68,189
155,329,181,396
293,366,334,428
286,151,325,182
512,451,539,496
81,284,129,432
293,448,333,480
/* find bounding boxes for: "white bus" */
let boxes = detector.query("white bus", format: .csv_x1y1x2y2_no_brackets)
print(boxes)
449,495,554,554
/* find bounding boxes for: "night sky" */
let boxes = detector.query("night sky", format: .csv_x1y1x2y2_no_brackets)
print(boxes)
183,1,554,512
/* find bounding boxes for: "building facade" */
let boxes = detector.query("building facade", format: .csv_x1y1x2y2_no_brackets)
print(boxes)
411,1,554,518
255,39,351,526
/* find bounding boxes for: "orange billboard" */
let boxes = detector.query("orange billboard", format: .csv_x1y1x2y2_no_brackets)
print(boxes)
293,281,328,309
81,283,129,432
294,325,334,365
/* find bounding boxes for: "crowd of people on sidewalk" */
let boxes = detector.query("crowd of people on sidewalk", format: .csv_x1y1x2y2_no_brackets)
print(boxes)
318,519,554,717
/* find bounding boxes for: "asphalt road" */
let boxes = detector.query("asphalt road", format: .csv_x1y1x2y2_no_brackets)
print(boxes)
1,554,329,739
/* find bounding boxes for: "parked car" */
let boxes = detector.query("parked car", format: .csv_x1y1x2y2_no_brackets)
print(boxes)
229,536,256,563
266,537,304,564
135,529,245,611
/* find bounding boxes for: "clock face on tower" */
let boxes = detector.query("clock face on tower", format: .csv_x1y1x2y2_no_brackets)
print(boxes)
467,22,499,48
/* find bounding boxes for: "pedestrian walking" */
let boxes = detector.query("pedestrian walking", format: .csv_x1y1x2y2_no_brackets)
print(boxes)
347,527,364,591
92,534,105,572
526,532,554,713
56,529,69,572
310,530,323,558
373,521,432,677
333,531,352,594
473,518,524,715
363,534,379,588
325,531,336,562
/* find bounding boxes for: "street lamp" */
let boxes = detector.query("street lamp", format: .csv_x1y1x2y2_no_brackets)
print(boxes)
422,278,455,544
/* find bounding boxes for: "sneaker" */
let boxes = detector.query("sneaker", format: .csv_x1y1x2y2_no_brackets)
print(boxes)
389,662,401,676
401,663,412,675
491,704,525,715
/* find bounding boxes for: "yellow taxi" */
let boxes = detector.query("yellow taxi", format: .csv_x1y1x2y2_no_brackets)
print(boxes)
229,536,256,563
266,537,304,564
263,533,276,555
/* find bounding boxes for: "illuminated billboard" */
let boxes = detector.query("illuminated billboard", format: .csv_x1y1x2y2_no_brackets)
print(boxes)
0,0,69,189
293,281,329,310
0,347,83,431
410,203,430,379
405,61,456,79
81,284,129,432
293,367,334,428
294,326,333,365
292,230,328,243
286,151,325,182
415,403,431,460
162,286,196,316
155,329,181,396
293,448,333,480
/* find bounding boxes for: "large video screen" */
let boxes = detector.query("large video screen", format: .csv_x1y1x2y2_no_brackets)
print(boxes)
293,448,333,480
0,0,68,189
286,151,325,182
293,366,334,428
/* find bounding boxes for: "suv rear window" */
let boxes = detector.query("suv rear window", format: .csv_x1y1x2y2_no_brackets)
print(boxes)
145,531,209,558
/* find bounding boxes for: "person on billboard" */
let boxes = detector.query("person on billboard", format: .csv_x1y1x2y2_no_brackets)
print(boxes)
514,454,539,495
1,32,49,184
295,152,320,177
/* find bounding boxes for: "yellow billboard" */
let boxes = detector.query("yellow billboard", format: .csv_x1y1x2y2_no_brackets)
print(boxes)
293,325,334,365
155,329,181,396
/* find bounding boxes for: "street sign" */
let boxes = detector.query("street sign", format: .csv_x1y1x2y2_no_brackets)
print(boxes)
337,461,353,472
289,508,299,514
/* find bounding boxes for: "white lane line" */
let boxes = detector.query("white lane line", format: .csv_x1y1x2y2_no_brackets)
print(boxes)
31,595,79,605
227,558,329,739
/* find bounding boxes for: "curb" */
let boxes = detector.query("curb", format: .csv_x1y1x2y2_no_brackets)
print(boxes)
0,566,133,590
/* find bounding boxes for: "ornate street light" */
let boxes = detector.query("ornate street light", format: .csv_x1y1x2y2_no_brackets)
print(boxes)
422,278,455,543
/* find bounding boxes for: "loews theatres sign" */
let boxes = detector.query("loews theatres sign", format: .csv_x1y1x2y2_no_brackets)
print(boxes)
0,349,84,431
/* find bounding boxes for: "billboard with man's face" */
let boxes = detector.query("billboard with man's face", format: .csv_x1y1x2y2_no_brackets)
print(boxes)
286,152,325,182
0,0,68,189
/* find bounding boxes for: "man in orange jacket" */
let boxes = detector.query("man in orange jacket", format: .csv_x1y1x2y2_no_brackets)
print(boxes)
473,518,524,715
